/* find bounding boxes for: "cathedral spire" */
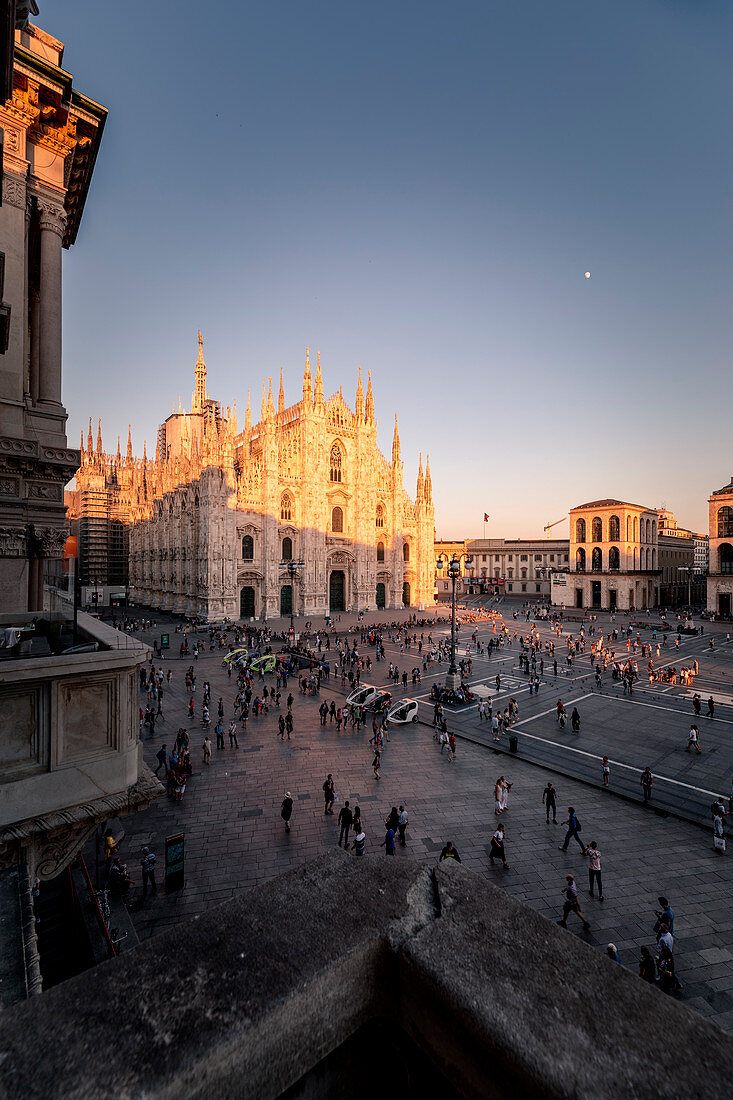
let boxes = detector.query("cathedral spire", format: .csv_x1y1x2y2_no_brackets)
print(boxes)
80,428,85,462
261,379,267,421
155,433,160,465
355,365,364,420
278,366,285,415
416,452,424,502
303,347,313,407
314,351,324,410
245,389,251,432
127,425,133,463
116,435,122,465
193,331,207,412
392,414,401,465
96,418,103,457
267,375,275,415
365,368,374,424
425,454,432,503
87,417,93,454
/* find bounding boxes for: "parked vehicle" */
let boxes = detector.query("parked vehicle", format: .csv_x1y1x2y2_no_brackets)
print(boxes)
386,698,419,724
346,684,381,708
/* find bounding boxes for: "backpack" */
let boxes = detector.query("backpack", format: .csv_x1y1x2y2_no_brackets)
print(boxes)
574,817,581,831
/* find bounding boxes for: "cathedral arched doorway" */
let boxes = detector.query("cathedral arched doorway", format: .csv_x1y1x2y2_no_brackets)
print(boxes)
280,585,292,617
376,582,386,609
240,586,255,618
329,570,345,612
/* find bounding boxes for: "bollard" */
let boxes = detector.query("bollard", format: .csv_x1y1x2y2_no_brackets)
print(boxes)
509,735,518,754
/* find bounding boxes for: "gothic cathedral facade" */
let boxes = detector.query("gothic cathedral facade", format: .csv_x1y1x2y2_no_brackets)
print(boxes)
75,337,435,620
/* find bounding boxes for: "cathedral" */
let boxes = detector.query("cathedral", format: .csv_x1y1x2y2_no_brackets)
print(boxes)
72,337,436,620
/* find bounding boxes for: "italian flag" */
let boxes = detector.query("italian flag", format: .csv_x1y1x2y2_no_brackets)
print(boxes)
484,513,490,522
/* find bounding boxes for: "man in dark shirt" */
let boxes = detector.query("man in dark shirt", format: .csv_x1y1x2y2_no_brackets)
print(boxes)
323,773,335,814
381,827,395,855
542,783,557,824
439,841,461,863
337,800,353,847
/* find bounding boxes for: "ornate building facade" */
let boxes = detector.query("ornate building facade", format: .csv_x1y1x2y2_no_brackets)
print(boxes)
707,476,733,617
75,338,436,619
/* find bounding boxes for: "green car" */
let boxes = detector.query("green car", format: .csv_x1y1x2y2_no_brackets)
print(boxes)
222,647,248,667
249,654,277,675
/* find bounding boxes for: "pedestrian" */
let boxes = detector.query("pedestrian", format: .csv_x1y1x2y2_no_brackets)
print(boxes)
352,829,366,856
202,735,212,765
398,804,409,846
559,806,585,852
439,841,461,863
380,824,396,855
278,714,285,740
281,791,293,832
373,749,381,780
542,782,557,824
215,718,224,750
285,712,293,739
640,767,653,803
601,756,610,788
228,719,239,748
489,823,510,869
323,773,335,815
571,707,580,733
584,840,604,900
686,725,701,754
140,846,157,898
337,800,353,847
557,875,590,930
714,810,726,854
448,733,456,762
639,946,656,983
154,743,168,777
653,897,675,935
352,805,362,835
606,943,620,964
708,696,716,719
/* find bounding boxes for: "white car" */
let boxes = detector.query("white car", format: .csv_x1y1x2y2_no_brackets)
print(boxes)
386,699,419,724
346,684,381,708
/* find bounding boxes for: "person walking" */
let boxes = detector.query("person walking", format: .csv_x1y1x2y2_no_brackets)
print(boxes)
202,735,212,765
397,805,409,846
584,841,604,900
281,791,293,832
380,824,396,855
337,800,353,847
640,767,653,803
285,712,293,739
140,846,157,899
489,824,510,869
154,743,168,777
542,782,557,824
277,714,285,740
373,749,381,780
352,829,366,856
686,724,701,754
559,807,585,852
557,875,590,930
639,946,656,983
323,774,335,815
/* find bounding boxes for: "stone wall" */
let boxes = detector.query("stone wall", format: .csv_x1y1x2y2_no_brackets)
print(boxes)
0,850,730,1098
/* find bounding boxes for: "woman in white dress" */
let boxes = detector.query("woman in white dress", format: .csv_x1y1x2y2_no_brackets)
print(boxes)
500,779,513,813
494,777,505,816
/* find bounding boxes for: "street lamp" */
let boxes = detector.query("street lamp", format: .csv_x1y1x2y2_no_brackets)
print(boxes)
280,559,304,636
436,554,471,689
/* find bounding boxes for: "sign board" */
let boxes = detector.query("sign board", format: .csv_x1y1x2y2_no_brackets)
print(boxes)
165,832,185,892
160,633,170,650
552,573,568,587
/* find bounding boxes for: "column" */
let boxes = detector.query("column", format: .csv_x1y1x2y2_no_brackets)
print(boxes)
37,201,66,406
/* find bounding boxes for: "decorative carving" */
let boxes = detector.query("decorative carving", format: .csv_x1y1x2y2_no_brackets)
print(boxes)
2,174,26,209
27,481,63,501
34,526,67,555
0,477,20,496
0,526,27,556
37,200,67,236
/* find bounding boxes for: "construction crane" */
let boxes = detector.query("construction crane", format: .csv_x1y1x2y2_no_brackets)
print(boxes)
543,518,565,539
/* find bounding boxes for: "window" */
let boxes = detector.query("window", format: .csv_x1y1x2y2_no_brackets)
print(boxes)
330,442,342,483
576,548,586,571
494,556,500,562
331,506,343,533
281,536,293,561
377,541,385,562
534,554,542,561
494,569,500,578
592,547,602,571
482,555,487,562
549,554,555,562
536,584,541,592
507,583,513,592
242,535,253,560
564,554,569,562
508,568,514,579
521,569,527,579
520,554,528,561
521,583,527,592
719,544,733,573
508,555,513,562
576,518,586,542
592,517,602,542
280,494,292,521
609,546,620,571
609,515,620,541
719,508,733,539
403,542,410,562
376,503,385,528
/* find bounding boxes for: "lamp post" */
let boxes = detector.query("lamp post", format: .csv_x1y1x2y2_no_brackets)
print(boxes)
280,559,304,637
436,554,470,689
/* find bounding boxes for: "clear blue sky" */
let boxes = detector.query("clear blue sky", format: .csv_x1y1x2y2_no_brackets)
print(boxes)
45,0,733,539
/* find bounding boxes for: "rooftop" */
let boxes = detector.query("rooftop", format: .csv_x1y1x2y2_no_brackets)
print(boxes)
572,498,651,512
712,478,733,497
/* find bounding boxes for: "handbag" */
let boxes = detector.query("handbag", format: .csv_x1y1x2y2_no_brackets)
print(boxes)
714,835,726,852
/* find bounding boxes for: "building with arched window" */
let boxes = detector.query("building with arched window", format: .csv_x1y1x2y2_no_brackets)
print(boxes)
556,498,660,611
101,343,434,618
707,476,733,617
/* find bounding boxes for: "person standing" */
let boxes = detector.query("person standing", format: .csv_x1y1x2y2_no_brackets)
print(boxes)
708,696,716,719
337,800,353,847
640,767,653,803
380,825,396,855
542,782,557,824
584,841,604,900
397,805,409,847
281,792,293,832
215,718,224,750
559,807,585,852
558,875,590,931
654,897,675,935
285,712,294,739
323,773,335,815
490,824,510,869
154,743,168,777
639,946,656,983
352,829,366,856
140,846,157,898
202,735,212,765
601,756,610,788
228,719,239,748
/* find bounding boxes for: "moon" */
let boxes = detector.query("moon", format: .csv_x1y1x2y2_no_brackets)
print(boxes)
584,271,591,279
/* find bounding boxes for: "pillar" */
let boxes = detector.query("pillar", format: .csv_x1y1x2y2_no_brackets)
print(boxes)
37,201,66,406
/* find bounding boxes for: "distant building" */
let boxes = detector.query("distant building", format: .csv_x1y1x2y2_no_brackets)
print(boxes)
435,538,570,600
656,510,705,607
707,476,733,618
553,499,659,611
